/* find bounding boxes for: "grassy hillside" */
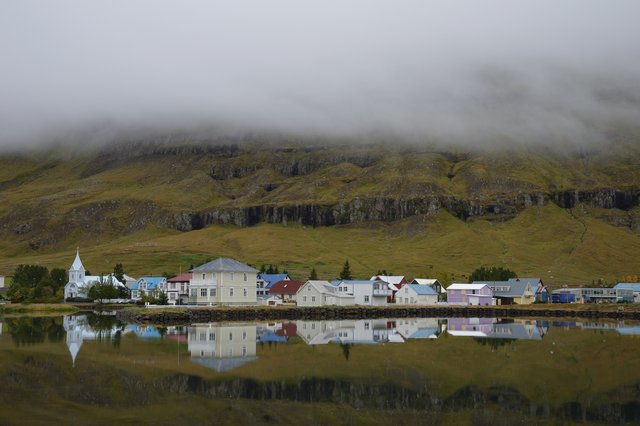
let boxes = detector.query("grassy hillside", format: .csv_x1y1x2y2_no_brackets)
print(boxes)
0,204,638,287
1,140,640,286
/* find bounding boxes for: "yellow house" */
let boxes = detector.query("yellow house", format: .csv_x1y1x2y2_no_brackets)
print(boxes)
189,258,258,305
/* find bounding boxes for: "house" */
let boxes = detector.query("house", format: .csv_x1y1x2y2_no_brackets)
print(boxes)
446,283,494,305
580,287,634,303
257,273,290,296
63,249,126,300
395,284,438,305
131,277,168,300
614,283,640,303
475,278,548,305
370,275,406,302
189,258,258,305
411,278,445,295
268,280,304,303
0,275,5,288
167,273,192,305
334,280,392,306
296,280,355,307
188,323,257,372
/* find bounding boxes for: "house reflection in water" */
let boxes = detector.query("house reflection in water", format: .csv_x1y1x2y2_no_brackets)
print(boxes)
393,318,446,340
187,323,257,372
296,319,397,345
447,318,548,340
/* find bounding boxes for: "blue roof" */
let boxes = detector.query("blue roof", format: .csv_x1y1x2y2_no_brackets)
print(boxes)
132,277,166,290
614,283,640,292
409,328,440,339
258,331,288,343
406,284,438,295
259,274,290,288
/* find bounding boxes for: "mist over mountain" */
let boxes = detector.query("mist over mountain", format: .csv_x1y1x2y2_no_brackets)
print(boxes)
1,1,640,150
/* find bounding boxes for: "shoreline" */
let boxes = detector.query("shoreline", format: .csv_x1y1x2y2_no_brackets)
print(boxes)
114,304,640,325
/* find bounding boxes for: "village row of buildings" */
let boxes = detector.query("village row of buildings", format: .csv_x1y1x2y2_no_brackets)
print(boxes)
60,251,640,306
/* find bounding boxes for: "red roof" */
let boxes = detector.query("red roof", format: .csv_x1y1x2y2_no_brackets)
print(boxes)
276,323,297,337
268,280,304,295
168,273,193,283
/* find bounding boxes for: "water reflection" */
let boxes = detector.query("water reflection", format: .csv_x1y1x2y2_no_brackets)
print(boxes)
6,314,640,371
187,323,257,372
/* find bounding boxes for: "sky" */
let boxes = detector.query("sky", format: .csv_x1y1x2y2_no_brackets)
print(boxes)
1,1,640,150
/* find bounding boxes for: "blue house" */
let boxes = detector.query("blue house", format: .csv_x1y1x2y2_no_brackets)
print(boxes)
131,277,168,300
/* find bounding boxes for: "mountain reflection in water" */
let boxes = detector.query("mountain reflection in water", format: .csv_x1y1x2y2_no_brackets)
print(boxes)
1,314,640,425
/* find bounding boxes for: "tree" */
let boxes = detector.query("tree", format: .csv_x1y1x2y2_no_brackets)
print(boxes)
113,263,125,283
157,292,169,305
49,268,67,290
88,281,119,303
468,266,517,283
309,267,318,280
339,260,352,280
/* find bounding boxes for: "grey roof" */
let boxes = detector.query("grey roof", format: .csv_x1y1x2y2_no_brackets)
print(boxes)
191,258,258,273
474,278,540,297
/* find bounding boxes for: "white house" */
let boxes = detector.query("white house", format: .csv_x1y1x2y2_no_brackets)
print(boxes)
189,258,258,306
0,275,5,288
296,281,354,307
411,278,445,295
396,284,438,305
334,280,392,306
63,249,125,300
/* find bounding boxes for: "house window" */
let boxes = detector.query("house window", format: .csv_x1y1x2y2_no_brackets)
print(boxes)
364,295,370,303
242,346,247,357
311,323,316,330
230,272,234,281
364,322,370,330
244,273,247,282
202,273,206,280
169,293,176,300
243,287,248,297
209,333,215,341
229,332,233,341
303,296,307,302
200,288,207,297
210,288,216,297
199,333,206,341
242,331,247,340
307,286,311,291
230,288,234,297
190,288,197,297
312,296,316,302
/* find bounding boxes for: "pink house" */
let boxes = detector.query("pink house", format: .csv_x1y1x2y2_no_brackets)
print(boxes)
446,283,494,306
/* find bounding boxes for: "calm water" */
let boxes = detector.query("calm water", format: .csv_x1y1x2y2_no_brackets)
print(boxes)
1,315,640,425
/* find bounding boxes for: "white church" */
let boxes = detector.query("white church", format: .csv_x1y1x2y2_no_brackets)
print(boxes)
63,249,125,300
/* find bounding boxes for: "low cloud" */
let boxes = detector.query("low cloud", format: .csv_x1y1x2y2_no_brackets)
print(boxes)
1,0,639,150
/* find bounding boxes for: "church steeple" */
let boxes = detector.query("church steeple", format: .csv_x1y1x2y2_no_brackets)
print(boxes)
70,248,85,284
